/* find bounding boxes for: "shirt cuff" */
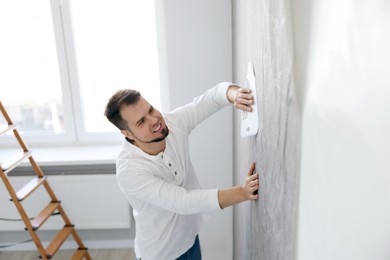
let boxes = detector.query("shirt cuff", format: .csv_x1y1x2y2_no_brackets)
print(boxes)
210,188,222,210
216,82,236,107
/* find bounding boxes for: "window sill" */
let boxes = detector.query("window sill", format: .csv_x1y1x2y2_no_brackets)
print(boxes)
0,144,122,167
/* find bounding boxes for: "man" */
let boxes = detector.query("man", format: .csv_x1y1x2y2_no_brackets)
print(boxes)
104,82,259,260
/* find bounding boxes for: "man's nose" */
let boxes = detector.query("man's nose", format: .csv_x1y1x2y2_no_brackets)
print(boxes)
149,115,159,125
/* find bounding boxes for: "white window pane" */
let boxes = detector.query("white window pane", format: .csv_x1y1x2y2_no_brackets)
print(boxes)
70,0,161,133
0,1,64,135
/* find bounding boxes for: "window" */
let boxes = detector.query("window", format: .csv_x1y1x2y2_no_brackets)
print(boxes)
0,0,161,145
0,1,65,138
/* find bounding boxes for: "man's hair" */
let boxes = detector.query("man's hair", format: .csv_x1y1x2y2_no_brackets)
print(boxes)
104,89,141,130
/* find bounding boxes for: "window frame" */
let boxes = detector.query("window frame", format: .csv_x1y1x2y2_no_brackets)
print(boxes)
52,0,122,145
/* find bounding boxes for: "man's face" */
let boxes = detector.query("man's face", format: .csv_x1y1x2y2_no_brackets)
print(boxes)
119,96,169,144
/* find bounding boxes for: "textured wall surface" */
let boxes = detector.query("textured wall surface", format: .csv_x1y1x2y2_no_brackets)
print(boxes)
232,1,300,259
296,1,390,260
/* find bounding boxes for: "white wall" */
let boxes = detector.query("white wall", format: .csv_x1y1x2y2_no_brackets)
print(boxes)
294,1,390,259
154,1,233,259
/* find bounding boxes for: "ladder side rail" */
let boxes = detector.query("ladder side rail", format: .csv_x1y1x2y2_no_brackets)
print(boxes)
28,157,60,203
13,129,29,152
0,101,13,125
70,229,91,259
56,204,90,258
0,101,29,152
28,156,46,178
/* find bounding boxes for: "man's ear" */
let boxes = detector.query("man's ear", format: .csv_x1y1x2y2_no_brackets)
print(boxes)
120,129,134,140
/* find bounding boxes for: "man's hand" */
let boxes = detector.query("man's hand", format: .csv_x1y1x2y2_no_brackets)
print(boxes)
242,162,259,200
227,85,254,112
217,162,260,209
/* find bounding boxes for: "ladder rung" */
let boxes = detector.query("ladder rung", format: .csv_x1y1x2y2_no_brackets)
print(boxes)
12,176,47,201
30,201,61,230
1,150,32,174
71,248,89,260
45,225,74,258
0,124,16,135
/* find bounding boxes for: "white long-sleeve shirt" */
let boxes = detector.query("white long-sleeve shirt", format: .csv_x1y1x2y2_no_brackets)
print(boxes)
116,82,232,260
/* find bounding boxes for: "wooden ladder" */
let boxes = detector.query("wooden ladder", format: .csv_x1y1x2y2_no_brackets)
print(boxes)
0,101,91,260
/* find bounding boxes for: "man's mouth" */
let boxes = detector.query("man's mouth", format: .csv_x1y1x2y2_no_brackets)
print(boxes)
153,123,162,133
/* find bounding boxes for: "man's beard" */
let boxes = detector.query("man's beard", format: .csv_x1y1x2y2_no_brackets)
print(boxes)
147,126,169,143
130,126,170,144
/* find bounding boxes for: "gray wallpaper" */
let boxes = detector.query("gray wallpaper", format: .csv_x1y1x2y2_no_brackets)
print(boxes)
232,0,301,259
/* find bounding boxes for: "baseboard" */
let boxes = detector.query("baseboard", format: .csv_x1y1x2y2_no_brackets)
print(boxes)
0,239,134,251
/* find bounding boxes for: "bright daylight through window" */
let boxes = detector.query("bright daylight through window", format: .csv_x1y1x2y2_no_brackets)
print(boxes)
0,0,161,145
0,1,64,135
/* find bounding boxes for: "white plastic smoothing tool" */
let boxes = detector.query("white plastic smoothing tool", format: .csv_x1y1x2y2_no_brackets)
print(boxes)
240,62,259,137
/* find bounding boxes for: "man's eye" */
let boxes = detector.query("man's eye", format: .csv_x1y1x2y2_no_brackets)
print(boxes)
138,119,144,125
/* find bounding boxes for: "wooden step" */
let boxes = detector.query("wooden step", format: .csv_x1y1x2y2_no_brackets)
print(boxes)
30,201,61,230
0,124,16,135
45,225,74,258
1,150,32,175
11,176,47,201
71,248,89,260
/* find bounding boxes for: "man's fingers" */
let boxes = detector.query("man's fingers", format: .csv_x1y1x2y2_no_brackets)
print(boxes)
236,93,254,101
248,174,258,183
234,88,254,112
235,103,253,112
240,93,254,99
244,162,260,200
236,97,254,106
249,179,259,187
247,162,256,177
238,88,251,94
249,182,259,189
234,92,254,112
235,95,254,105
250,183,259,197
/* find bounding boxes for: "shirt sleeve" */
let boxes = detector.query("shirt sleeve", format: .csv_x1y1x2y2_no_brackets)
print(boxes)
117,164,222,215
166,82,233,134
